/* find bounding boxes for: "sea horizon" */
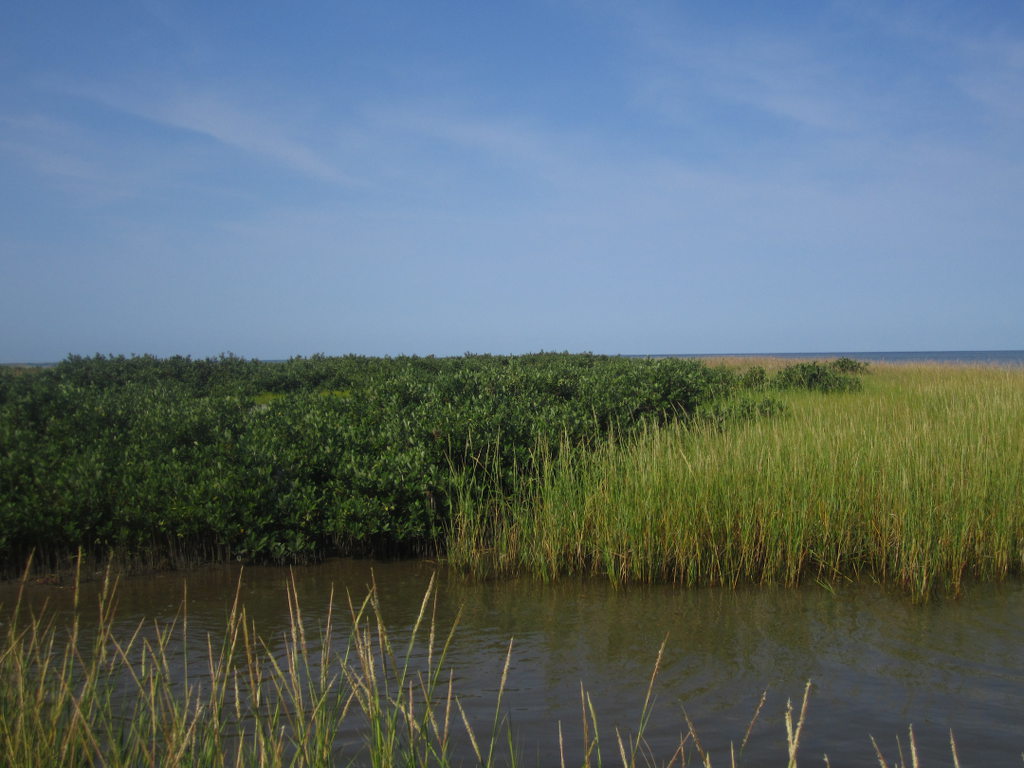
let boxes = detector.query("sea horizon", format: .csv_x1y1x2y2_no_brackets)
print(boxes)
647,349,1024,364
3,349,1024,367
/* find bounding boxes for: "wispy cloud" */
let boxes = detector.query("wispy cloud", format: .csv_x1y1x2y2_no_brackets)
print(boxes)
68,82,355,185
831,1,1024,129
0,112,144,204
609,6,867,136
147,93,351,183
955,37,1024,129
364,102,584,188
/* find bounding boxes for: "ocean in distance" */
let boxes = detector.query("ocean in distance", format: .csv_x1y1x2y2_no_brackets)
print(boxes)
5,350,1024,366
651,349,1024,365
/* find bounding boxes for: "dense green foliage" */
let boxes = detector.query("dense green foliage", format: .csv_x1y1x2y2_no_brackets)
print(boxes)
0,353,861,569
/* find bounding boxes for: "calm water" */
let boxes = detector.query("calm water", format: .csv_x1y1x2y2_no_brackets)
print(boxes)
3,559,1022,766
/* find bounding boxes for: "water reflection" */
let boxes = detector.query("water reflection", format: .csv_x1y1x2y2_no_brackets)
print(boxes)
2,559,1021,766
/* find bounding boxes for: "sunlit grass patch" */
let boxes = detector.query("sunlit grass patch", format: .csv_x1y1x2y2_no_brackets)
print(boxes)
449,364,1024,600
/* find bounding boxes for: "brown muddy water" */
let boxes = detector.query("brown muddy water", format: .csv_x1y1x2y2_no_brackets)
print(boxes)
2,558,1022,766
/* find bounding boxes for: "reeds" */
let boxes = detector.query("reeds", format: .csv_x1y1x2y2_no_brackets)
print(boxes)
449,364,1024,600
0,557,492,767
2,561,983,766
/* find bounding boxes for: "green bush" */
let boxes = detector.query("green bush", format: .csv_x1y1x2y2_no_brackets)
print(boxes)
829,356,870,374
771,361,862,393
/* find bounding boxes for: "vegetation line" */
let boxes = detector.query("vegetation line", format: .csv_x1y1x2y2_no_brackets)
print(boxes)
0,352,857,574
6,353,1022,598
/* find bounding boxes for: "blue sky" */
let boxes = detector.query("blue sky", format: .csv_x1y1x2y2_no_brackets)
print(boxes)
2,0,1022,360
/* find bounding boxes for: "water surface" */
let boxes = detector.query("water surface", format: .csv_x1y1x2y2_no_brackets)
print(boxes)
2,560,1022,766
654,350,1024,365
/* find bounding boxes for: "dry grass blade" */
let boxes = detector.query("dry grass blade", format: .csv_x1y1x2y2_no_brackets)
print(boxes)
586,690,604,766
580,683,592,768
616,726,629,767
481,637,515,768
683,709,711,768
663,734,690,768
456,697,483,764
870,735,890,768
740,690,767,754
786,680,812,768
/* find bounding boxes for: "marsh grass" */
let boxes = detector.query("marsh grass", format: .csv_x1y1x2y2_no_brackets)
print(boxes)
0,556,495,767
449,364,1024,600
2,555,687,768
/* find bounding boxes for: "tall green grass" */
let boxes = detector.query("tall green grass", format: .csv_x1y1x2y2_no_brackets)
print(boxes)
448,364,1024,600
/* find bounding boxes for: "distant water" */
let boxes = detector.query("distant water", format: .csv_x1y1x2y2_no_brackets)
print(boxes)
6,351,1024,367
656,350,1024,365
